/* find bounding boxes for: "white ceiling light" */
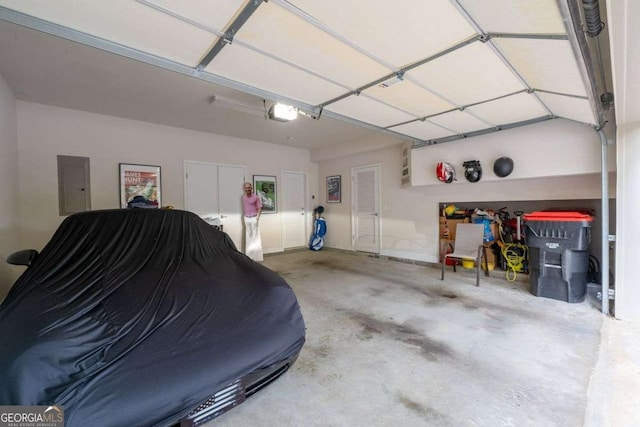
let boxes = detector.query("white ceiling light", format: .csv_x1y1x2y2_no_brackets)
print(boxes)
208,95,265,118
268,103,298,122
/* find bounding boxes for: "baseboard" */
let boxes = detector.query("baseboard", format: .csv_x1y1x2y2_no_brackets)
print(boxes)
380,249,438,264
263,246,440,268
263,246,283,254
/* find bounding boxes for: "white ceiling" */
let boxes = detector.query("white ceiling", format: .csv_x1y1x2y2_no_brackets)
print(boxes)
0,0,611,151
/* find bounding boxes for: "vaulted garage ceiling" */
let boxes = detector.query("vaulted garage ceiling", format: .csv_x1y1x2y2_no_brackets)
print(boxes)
0,0,609,149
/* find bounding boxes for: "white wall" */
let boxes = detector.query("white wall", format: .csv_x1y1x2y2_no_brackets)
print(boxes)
606,0,639,322
0,75,20,298
319,119,615,264
311,131,404,162
16,101,318,254
615,123,640,322
319,143,434,261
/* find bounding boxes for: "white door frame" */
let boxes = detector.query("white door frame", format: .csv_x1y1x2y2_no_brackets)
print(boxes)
351,163,381,254
281,170,309,249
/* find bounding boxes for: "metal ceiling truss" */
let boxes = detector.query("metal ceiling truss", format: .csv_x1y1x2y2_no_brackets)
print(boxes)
196,0,265,70
484,40,554,116
0,0,607,146
395,0,607,148
411,115,554,149
488,33,569,41
390,89,530,129
400,83,594,148
320,109,424,145
319,35,481,108
282,0,587,147
137,0,345,117
451,0,554,118
533,88,589,100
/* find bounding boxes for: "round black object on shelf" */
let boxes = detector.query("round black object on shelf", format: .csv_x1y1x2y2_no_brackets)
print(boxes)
463,160,482,183
493,157,514,178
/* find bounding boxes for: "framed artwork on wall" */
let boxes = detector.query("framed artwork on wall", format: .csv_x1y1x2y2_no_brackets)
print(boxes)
326,175,341,203
253,175,277,213
119,163,161,208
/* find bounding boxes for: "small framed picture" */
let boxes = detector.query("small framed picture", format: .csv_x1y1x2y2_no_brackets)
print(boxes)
253,175,277,213
119,163,161,208
326,175,341,203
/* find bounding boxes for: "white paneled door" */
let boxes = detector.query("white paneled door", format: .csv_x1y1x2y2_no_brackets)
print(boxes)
352,164,380,254
282,171,307,249
217,165,246,249
184,161,245,249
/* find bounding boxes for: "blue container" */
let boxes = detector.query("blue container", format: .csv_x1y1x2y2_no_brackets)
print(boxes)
472,217,494,243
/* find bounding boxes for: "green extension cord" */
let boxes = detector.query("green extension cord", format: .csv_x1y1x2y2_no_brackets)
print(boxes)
501,243,528,282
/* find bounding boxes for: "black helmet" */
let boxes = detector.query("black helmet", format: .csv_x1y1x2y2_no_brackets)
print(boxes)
493,157,514,178
463,160,482,183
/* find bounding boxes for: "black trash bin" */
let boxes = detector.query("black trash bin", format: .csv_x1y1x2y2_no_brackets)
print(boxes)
524,211,593,303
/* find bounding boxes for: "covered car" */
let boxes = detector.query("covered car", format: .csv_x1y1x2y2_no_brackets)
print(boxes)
0,209,305,426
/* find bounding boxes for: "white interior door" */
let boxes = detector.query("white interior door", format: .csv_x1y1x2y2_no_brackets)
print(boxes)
184,162,219,219
282,171,307,248
218,165,245,249
185,161,245,249
352,165,380,254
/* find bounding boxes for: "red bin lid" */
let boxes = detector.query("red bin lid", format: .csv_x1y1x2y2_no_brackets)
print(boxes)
523,211,593,222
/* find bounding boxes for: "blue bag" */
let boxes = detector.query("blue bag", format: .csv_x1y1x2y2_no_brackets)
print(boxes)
309,217,326,251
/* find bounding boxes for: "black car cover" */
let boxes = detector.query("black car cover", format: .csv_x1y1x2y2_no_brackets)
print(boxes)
0,209,305,426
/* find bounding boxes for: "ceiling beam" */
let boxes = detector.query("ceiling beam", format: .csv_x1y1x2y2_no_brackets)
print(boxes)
319,36,481,108
196,0,265,70
411,115,555,148
489,33,568,41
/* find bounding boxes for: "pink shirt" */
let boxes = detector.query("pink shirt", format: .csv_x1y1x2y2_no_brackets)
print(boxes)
242,193,262,217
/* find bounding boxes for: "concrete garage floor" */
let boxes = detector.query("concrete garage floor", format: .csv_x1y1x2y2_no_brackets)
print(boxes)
209,250,639,427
